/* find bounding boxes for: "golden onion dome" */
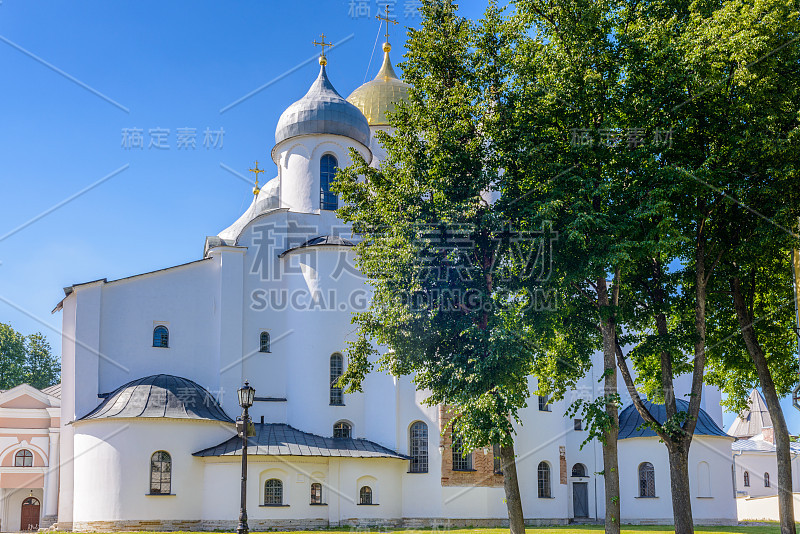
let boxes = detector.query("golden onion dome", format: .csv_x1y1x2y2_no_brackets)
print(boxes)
347,43,411,127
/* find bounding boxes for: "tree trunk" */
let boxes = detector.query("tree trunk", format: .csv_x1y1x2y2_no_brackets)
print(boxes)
731,275,796,534
667,445,694,534
601,326,621,534
499,443,526,534
597,276,621,534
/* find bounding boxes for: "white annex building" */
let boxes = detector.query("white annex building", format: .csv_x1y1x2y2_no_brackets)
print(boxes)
49,39,739,531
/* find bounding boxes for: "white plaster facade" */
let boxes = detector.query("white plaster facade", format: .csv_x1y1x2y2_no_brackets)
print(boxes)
50,49,740,531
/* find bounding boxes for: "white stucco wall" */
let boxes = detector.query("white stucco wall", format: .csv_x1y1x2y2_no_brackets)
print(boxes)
71,419,233,522
617,435,737,525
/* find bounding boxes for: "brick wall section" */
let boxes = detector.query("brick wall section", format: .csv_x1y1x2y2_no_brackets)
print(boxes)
439,406,504,488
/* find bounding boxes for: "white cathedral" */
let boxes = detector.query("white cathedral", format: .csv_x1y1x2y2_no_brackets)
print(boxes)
51,38,739,531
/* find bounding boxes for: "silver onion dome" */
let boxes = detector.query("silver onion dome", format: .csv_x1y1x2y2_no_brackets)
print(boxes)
275,64,371,147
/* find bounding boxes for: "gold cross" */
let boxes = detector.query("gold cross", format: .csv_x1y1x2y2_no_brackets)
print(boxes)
312,33,333,63
249,161,265,195
376,5,398,44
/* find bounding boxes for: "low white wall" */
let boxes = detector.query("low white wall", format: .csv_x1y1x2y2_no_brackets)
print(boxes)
737,493,800,522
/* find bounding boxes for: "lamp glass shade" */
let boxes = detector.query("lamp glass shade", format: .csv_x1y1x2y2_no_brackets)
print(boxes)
238,382,255,408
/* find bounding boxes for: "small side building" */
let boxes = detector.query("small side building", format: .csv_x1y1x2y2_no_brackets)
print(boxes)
616,399,737,526
729,389,800,522
0,383,61,531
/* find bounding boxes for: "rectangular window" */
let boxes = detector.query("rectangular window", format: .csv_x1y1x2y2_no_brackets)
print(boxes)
452,437,473,471
538,395,551,412
311,482,323,504
574,419,583,431
493,444,503,475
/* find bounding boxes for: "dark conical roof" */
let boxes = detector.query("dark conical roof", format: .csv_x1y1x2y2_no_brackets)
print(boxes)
78,374,233,423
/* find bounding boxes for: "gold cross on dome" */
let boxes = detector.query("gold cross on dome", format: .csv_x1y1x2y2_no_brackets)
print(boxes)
313,33,333,63
376,5,398,45
249,161,265,195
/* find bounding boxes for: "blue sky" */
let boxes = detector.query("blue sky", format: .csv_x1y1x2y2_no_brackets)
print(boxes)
0,0,797,432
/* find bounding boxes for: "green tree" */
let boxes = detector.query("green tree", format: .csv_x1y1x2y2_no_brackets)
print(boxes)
648,0,800,530
334,3,541,532
24,333,61,389
0,323,60,390
0,322,27,389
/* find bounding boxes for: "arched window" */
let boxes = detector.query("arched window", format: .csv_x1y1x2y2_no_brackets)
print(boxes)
333,421,351,439
744,471,750,487
764,472,770,487
311,482,323,504
493,443,503,474
260,332,270,353
330,353,344,405
572,463,587,478
409,421,428,473
320,154,338,210
149,451,171,494
451,436,472,471
264,478,283,505
14,449,33,467
639,462,656,497
538,462,551,498
359,485,373,505
153,325,169,348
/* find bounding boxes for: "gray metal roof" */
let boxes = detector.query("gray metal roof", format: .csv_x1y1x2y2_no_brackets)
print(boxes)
193,423,409,459
732,437,800,453
78,374,233,423
274,65,370,147
729,389,773,439
618,399,730,440
278,235,355,258
41,383,61,399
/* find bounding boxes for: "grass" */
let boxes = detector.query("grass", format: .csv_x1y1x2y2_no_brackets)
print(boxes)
50,526,793,534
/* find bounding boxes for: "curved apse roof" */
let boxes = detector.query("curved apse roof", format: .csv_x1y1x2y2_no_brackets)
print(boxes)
78,374,233,423
618,399,729,440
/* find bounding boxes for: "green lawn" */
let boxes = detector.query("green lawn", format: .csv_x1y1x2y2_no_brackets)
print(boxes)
52,526,792,534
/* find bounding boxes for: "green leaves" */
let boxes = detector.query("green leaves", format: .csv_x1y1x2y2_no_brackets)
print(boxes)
0,323,60,390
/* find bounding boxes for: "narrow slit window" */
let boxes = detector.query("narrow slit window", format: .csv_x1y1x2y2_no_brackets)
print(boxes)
320,154,339,210
260,332,270,353
409,421,429,473
330,353,344,405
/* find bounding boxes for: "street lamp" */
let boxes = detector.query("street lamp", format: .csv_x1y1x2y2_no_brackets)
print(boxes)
237,381,255,534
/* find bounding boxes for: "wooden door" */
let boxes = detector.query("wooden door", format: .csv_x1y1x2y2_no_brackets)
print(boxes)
21,497,40,531
572,482,589,518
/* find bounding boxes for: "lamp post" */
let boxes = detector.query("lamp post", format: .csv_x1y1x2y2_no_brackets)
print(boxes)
237,381,255,534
